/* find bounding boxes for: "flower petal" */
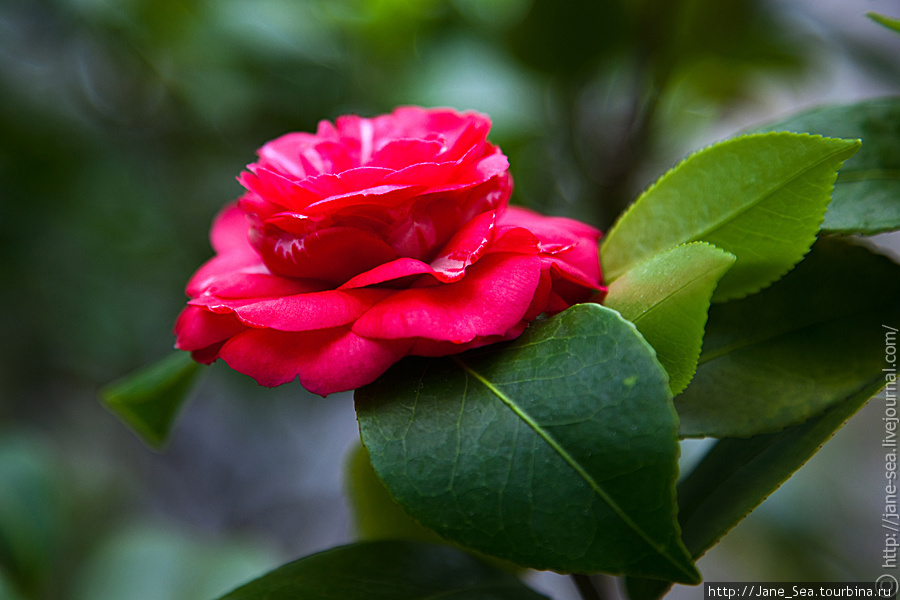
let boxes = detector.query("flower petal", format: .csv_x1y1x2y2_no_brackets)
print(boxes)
193,288,393,332
367,138,444,170
300,166,393,198
497,205,603,290
302,183,426,215
352,252,541,343
339,258,438,289
256,225,398,284
523,266,553,320
210,203,257,257
174,306,247,354
546,262,605,309
498,205,602,247
379,161,458,187
189,267,322,300
218,327,411,395
239,167,320,212
409,321,528,357
256,131,321,178
428,210,496,281
188,205,289,298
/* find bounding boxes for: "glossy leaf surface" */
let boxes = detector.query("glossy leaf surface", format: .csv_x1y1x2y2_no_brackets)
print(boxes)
345,443,443,544
601,133,860,300
99,351,202,449
217,541,549,600
604,243,735,394
755,97,900,234
677,238,900,438
357,304,699,583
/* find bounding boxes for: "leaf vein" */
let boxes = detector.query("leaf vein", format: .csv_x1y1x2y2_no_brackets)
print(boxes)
686,146,849,245
451,356,694,580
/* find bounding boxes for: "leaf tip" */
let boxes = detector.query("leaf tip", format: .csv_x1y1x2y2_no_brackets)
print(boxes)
867,12,900,34
99,351,202,451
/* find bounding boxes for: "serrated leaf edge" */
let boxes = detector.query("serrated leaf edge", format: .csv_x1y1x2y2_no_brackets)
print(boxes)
601,132,861,285
616,242,736,393
614,242,736,323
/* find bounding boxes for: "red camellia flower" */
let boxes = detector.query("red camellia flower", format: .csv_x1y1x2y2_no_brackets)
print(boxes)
174,107,604,396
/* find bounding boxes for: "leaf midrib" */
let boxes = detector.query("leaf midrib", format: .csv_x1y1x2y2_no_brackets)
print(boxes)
451,356,696,582
608,139,853,279
627,261,729,325
683,144,851,248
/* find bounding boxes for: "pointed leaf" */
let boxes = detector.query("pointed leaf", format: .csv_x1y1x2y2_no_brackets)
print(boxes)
604,243,735,394
356,304,700,583
626,381,882,600
216,541,550,600
869,12,900,35
601,133,860,300
678,383,884,557
754,97,900,234
99,351,202,449
677,237,900,438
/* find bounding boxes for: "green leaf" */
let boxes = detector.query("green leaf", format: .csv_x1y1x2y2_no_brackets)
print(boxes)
216,541,550,600
677,384,884,557
356,304,700,583
626,381,881,600
345,444,524,574
345,443,444,544
754,97,900,234
869,12,900,35
603,243,735,395
676,237,900,438
601,132,861,301
99,351,202,449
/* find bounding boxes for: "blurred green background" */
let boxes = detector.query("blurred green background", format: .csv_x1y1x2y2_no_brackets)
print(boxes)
1,1,899,598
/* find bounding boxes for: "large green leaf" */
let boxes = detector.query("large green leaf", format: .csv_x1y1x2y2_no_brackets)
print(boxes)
601,133,860,300
345,443,444,544
755,97,900,234
99,351,202,449
356,304,700,583
345,444,523,574
677,237,900,438
869,13,900,35
626,381,882,600
603,243,735,395
217,541,549,600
